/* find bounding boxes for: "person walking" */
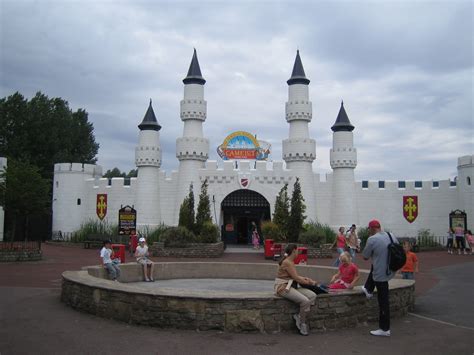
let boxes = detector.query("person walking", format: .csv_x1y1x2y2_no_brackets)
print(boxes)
346,224,360,260
274,244,318,336
446,228,454,254
361,220,398,337
332,227,347,267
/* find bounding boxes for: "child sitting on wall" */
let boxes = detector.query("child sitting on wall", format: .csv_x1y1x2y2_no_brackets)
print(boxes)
100,240,121,281
135,237,155,282
327,252,360,290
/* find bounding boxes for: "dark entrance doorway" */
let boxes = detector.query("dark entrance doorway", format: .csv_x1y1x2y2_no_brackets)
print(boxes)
221,189,271,245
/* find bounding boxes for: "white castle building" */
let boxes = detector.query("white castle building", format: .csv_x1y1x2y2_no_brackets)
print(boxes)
51,50,474,242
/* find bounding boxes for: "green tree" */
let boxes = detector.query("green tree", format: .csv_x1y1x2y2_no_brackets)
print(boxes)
0,92,99,178
195,179,212,235
273,183,290,238
0,160,50,241
178,184,195,232
103,168,137,178
288,178,306,243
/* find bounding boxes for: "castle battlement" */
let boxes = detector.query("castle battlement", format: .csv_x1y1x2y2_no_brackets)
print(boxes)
355,179,457,191
54,162,102,176
458,155,474,167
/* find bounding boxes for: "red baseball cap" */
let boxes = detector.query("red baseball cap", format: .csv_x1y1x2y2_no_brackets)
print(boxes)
368,220,381,229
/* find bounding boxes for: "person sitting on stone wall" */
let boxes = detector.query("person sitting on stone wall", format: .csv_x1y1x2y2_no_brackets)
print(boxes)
327,251,360,291
100,240,121,282
274,244,318,336
135,237,154,282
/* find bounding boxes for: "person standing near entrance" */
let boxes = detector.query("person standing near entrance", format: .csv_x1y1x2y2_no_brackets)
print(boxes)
251,222,261,249
361,220,398,337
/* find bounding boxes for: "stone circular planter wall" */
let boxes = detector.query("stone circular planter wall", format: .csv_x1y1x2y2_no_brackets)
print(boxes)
150,241,224,258
61,262,415,333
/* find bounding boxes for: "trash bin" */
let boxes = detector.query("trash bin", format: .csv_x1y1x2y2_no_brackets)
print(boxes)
111,244,126,263
294,247,308,265
264,239,274,259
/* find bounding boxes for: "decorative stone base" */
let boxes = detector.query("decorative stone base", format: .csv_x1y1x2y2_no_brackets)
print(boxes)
0,250,42,262
150,242,224,258
61,262,415,333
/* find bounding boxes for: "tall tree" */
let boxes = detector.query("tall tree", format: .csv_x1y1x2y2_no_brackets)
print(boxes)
195,179,212,235
0,91,99,178
288,178,306,243
0,160,50,241
178,184,195,232
273,183,290,238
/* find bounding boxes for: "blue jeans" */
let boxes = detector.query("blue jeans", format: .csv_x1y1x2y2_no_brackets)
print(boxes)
348,247,357,260
104,263,121,280
401,272,414,280
333,247,345,266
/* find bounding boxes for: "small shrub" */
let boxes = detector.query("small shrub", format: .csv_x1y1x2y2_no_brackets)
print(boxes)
358,227,370,248
198,222,220,243
160,226,196,247
303,221,336,245
298,227,325,247
71,219,117,243
141,223,168,244
261,221,286,242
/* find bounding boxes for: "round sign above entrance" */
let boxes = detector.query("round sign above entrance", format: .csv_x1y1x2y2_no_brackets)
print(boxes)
217,131,271,161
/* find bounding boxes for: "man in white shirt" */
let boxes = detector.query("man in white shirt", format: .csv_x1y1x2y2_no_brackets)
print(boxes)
100,240,121,281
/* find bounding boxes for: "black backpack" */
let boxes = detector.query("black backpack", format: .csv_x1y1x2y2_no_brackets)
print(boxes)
386,232,406,275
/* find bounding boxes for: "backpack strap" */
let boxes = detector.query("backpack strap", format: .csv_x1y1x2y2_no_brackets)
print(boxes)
387,232,394,244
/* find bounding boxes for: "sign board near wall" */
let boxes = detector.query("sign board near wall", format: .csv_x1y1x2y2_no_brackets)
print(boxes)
119,205,137,235
217,131,271,161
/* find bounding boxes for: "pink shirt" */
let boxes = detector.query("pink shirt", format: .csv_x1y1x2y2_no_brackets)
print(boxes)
336,234,346,248
339,263,358,284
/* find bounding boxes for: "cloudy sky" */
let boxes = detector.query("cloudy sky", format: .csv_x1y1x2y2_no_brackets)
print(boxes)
1,0,472,181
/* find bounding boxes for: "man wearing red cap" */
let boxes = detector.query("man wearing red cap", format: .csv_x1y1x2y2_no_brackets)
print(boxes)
361,219,398,337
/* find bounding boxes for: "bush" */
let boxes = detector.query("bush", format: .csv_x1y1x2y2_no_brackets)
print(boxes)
261,221,286,242
358,227,370,249
160,226,196,247
141,223,168,244
198,222,220,243
298,227,325,247
417,229,441,247
71,219,118,243
302,221,336,245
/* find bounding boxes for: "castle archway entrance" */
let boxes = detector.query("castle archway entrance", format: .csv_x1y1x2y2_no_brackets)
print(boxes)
221,189,270,245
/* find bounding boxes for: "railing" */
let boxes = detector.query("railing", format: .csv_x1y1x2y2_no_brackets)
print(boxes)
0,241,41,251
51,231,74,241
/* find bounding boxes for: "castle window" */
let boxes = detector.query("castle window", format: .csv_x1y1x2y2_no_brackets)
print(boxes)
432,181,439,188
415,181,422,188
77,198,81,205
450,180,456,187
124,178,130,186
398,181,406,189
467,177,471,185
108,179,112,186
362,181,369,189
378,181,385,189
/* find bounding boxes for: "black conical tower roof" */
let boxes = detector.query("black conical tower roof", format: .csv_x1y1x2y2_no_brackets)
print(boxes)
287,50,310,85
138,99,161,131
183,48,206,85
331,101,355,132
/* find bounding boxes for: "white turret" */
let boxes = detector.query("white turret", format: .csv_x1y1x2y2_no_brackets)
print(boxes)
175,49,209,223
457,155,474,231
135,100,162,229
330,101,357,228
282,50,317,220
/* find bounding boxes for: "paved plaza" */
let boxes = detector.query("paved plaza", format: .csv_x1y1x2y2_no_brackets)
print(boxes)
0,244,473,355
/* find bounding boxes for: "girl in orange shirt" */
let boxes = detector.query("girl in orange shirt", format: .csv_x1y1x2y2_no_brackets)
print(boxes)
400,241,419,279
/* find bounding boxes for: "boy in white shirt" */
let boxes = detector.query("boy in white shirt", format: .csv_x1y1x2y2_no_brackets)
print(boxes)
100,240,121,281
135,237,154,282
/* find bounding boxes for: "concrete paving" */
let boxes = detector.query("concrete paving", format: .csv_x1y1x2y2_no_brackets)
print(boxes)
137,278,274,293
0,244,473,354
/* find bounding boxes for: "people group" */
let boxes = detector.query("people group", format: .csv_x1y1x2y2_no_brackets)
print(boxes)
447,226,473,255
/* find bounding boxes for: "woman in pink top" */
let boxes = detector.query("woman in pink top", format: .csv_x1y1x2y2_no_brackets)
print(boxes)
328,252,360,290
332,227,347,266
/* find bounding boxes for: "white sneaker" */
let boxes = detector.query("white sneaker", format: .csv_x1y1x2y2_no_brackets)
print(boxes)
299,323,309,336
362,286,373,299
370,329,390,337
293,314,301,330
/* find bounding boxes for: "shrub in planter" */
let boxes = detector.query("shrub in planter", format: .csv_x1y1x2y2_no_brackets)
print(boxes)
298,228,325,247
198,222,220,243
160,226,196,247
303,222,336,245
261,221,286,242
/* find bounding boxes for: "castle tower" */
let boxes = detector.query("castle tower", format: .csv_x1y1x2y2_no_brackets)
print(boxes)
282,50,317,221
135,100,162,229
175,49,209,223
330,101,357,228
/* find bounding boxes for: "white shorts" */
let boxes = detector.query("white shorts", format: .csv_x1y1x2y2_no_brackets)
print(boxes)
137,258,153,265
